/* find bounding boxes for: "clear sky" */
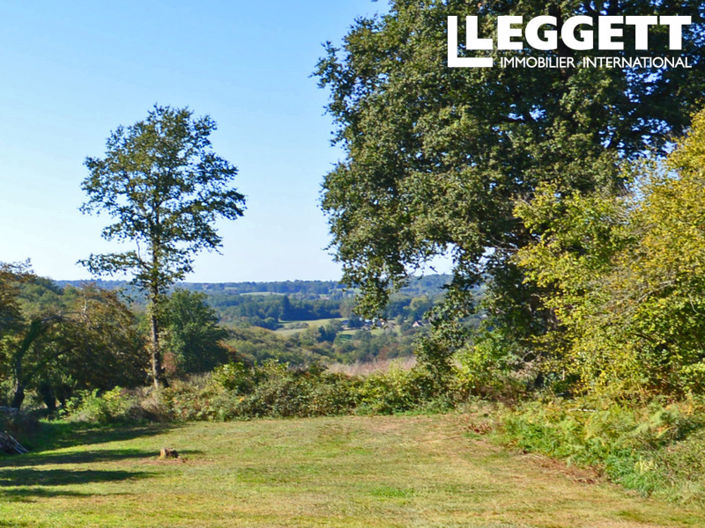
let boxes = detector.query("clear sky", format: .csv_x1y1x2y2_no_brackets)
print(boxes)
0,1,387,282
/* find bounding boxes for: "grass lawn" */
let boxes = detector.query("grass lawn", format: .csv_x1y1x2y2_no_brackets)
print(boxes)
1,414,704,527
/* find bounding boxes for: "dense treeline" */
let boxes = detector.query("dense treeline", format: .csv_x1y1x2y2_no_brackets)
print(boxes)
58,275,450,299
185,281,346,297
212,295,342,329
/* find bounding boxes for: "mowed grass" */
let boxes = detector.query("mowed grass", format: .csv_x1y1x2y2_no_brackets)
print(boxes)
1,414,704,528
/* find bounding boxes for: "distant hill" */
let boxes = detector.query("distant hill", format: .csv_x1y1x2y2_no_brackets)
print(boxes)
55,275,453,299
54,275,456,332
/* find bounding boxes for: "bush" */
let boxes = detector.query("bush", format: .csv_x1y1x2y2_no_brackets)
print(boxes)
161,378,235,421
454,337,528,401
62,387,165,424
158,360,463,421
60,359,481,425
164,362,360,420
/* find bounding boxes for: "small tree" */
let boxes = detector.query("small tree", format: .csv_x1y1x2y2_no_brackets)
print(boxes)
80,105,245,388
162,289,229,375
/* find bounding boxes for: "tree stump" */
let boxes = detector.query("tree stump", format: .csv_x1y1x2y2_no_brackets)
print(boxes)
159,447,179,459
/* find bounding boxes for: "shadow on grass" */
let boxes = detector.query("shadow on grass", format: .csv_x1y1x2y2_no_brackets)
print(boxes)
0,467,149,487
1,447,203,468
17,421,174,453
0,486,95,503
3,448,149,467
0,421,186,502
0,467,149,502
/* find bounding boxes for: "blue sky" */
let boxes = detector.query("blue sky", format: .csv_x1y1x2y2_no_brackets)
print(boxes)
0,1,387,282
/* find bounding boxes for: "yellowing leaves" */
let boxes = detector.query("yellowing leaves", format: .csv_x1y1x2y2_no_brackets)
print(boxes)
516,108,705,398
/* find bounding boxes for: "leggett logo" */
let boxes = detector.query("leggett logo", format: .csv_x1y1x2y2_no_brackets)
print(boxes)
448,15,693,68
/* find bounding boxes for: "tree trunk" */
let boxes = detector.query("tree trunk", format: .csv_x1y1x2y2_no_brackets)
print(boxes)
11,349,25,410
38,383,57,411
149,291,168,389
11,381,25,410
10,319,46,411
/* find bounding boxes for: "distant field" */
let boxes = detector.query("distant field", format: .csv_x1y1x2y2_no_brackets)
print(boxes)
2,414,703,527
339,327,390,337
275,317,345,336
273,317,392,338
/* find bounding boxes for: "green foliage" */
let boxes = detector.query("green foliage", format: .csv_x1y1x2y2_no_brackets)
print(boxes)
162,289,230,375
0,263,26,338
175,360,462,420
315,0,705,370
63,359,466,424
356,365,451,415
79,105,245,288
64,388,139,425
59,286,149,391
234,367,358,419
212,293,342,329
162,362,359,421
454,330,527,400
211,362,259,394
0,270,148,410
516,109,705,398
502,397,705,502
226,325,327,365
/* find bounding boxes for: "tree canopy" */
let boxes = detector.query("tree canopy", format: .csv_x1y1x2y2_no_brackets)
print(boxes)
316,0,705,370
517,108,705,398
162,289,230,376
0,268,146,410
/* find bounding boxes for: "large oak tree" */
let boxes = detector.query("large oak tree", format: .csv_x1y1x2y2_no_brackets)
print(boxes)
316,0,705,373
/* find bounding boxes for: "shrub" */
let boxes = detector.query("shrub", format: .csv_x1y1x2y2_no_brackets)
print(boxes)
234,369,359,418
162,362,361,420
454,337,528,401
60,359,481,425
356,364,452,414
161,378,235,421
63,387,146,424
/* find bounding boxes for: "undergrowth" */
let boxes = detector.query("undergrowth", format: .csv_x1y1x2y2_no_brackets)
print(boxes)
500,395,705,504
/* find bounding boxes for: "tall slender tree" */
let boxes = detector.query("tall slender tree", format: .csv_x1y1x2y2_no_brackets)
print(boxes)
80,105,245,388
